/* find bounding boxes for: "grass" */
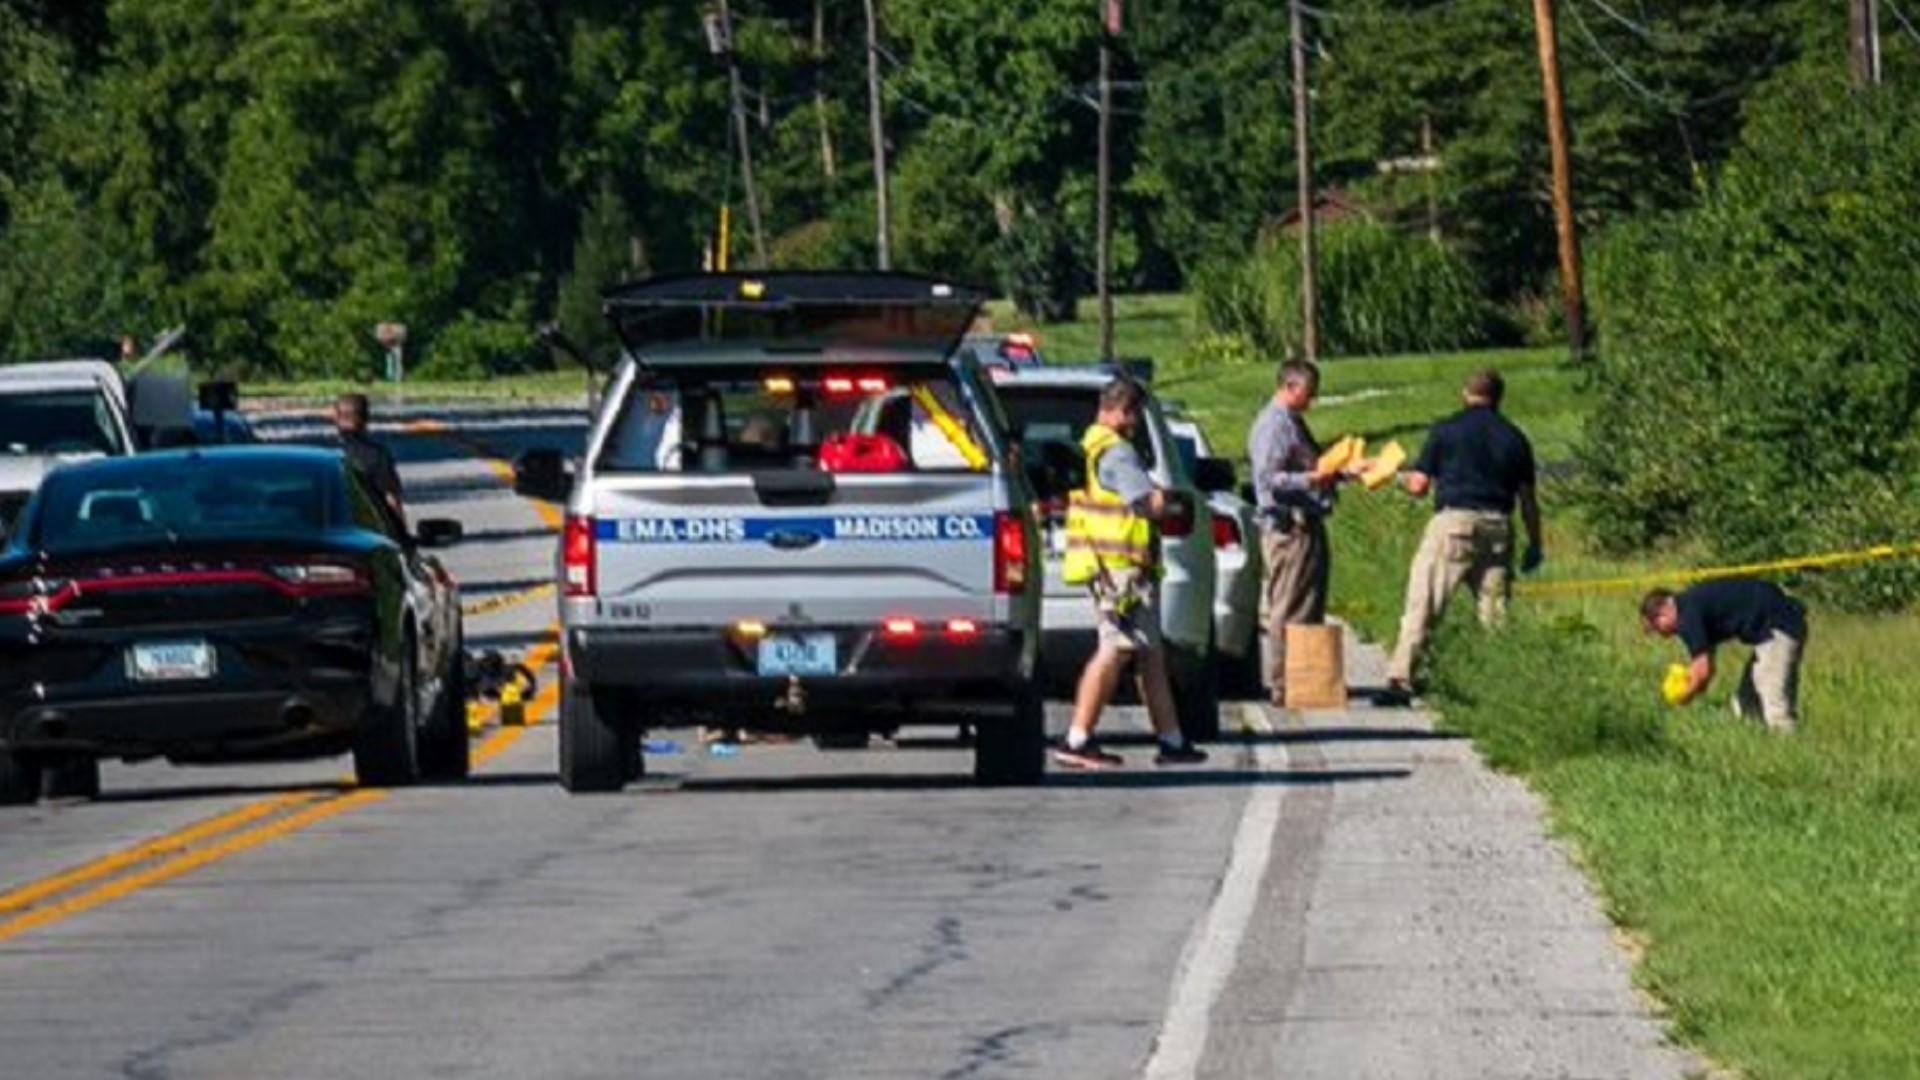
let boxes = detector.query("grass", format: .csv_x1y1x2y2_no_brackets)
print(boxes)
1116,293,1920,1079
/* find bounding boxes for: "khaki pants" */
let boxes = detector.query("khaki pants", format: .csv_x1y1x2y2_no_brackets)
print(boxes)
1733,629,1804,732
1262,515,1329,695
1387,509,1511,684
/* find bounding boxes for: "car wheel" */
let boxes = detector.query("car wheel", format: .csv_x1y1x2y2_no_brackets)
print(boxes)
975,681,1046,786
1217,635,1265,702
418,634,471,782
353,648,422,787
559,678,638,794
0,752,42,806
42,756,101,800
812,731,869,750
1171,641,1222,743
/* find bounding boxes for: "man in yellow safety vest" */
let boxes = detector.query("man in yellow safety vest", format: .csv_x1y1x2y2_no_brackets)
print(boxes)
1055,378,1208,769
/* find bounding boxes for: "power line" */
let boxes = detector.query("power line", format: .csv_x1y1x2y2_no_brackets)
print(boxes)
1565,0,1681,114
1889,0,1920,48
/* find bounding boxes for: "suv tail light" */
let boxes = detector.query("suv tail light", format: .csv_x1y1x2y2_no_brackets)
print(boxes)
267,562,372,597
1211,514,1242,550
993,511,1028,594
1161,492,1195,539
563,515,596,597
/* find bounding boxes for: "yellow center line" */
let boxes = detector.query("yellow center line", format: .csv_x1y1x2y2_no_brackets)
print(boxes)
0,791,328,918
0,790,383,946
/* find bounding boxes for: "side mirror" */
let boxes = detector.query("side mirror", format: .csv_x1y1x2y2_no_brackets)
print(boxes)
1195,456,1237,494
415,518,464,549
513,447,573,503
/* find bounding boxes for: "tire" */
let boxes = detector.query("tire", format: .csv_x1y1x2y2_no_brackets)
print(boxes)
812,731,870,751
0,752,41,806
1171,642,1222,744
975,681,1046,786
42,756,101,800
418,634,471,782
353,647,422,788
1217,636,1265,702
558,678,637,794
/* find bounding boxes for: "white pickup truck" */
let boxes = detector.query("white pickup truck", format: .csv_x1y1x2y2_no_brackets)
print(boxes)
0,361,140,542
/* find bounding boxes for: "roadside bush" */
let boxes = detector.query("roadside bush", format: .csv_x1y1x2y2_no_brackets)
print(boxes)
996,211,1084,325
1166,329,1263,376
1580,69,1920,610
1193,219,1494,359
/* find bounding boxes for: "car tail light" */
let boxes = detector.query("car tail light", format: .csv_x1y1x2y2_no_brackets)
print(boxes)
268,562,372,597
994,511,1028,594
1161,492,1195,539
563,515,595,597
882,618,919,639
0,578,76,616
1211,514,1242,550
946,618,980,638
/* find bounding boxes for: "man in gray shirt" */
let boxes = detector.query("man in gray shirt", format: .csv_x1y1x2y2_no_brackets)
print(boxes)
1247,360,1340,706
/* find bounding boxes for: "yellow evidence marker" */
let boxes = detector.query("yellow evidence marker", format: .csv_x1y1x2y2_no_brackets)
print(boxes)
1360,440,1407,491
1317,435,1365,475
1662,663,1691,706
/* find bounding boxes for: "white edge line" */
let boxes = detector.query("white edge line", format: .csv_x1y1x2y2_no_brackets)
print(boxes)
1142,702,1286,1080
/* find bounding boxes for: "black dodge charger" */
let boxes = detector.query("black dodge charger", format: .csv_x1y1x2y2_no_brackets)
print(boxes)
0,447,469,803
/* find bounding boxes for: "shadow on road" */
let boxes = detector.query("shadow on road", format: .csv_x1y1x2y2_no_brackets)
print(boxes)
93,778,354,805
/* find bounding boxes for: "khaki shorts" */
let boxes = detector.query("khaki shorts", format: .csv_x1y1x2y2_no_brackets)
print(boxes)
1093,577,1162,652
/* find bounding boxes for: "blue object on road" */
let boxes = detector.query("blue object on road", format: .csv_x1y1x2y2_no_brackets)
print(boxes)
643,739,682,755
707,743,739,758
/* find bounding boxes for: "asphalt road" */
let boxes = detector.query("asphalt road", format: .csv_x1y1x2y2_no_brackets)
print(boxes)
0,403,1692,1079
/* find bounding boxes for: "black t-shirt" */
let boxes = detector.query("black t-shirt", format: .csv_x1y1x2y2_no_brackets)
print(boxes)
1675,579,1807,658
340,433,404,510
1413,405,1536,513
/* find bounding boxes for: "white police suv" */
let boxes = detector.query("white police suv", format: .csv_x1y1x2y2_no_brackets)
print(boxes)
516,273,1045,792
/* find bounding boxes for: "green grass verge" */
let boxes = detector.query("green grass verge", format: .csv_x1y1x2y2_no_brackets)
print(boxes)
1149,303,1920,1079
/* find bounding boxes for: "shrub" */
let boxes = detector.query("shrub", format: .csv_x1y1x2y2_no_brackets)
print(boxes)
1193,219,1494,358
1579,69,1920,610
995,211,1084,325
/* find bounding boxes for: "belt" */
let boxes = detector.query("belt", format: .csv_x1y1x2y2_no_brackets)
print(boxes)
1261,506,1326,529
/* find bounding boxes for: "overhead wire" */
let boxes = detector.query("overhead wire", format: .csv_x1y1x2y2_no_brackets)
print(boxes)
1888,0,1920,49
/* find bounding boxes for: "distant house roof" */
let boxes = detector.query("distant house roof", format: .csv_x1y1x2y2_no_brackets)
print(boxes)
1275,190,1374,231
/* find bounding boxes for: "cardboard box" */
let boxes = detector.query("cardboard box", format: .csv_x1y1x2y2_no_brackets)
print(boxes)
1283,623,1347,709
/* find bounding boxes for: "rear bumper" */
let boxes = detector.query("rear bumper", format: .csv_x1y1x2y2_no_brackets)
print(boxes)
567,625,1036,707
0,682,369,760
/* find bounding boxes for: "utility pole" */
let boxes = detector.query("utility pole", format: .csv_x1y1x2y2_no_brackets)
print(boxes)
1097,0,1120,360
813,0,837,182
709,0,768,269
864,0,892,270
1290,0,1319,363
1851,0,1883,87
1531,0,1587,360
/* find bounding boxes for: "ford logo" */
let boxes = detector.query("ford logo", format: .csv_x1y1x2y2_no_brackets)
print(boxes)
766,528,823,551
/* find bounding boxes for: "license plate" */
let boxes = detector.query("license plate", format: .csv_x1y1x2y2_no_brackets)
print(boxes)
756,633,836,677
129,640,216,682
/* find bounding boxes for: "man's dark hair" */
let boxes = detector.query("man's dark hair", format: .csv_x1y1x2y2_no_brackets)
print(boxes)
1277,359,1320,391
1465,369,1505,406
1099,377,1146,413
1639,588,1677,625
336,392,370,420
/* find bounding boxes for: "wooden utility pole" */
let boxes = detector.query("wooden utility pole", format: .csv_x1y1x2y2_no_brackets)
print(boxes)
1290,0,1319,363
813,0,837,182
1851,0,1883,87
712,0,768,269
1097,0,1119,359
1531,0,1587,360
864,0,892,269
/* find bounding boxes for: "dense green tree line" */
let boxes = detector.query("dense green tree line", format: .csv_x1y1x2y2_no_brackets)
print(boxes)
0,0,1878,375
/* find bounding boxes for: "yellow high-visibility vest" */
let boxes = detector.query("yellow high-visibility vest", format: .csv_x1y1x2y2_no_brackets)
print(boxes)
1062,424,1155,586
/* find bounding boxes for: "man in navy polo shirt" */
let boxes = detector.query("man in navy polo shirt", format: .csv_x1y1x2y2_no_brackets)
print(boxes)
1383,369,1542,700
1641,578,1808,733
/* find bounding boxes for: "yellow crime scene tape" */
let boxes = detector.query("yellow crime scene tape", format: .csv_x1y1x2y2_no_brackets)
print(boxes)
461,582,557,618
1514,541,1920,598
